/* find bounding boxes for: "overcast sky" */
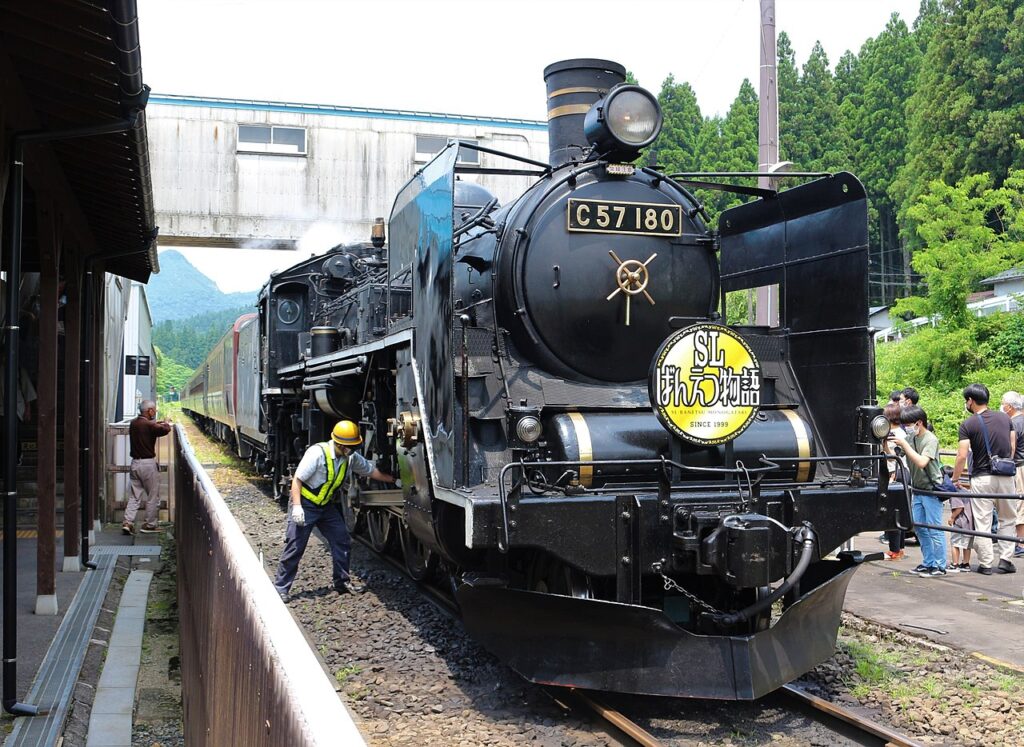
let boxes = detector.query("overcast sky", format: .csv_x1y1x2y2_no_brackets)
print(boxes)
143,0,922,292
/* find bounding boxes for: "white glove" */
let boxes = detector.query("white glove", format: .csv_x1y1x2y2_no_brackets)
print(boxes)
394,478,403,489
290,505,305,526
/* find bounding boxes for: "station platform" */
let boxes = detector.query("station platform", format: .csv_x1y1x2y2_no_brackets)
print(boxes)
844,532,1024,671
0,527,162,746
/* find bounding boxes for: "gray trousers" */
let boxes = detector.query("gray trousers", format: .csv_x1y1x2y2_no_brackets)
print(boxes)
126,457,160,525
969,473,1017,567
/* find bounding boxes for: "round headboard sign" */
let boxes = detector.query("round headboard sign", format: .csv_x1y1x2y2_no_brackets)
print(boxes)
649,323,761,445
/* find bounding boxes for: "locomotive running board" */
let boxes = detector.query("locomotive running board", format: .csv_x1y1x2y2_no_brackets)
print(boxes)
456,561,860,700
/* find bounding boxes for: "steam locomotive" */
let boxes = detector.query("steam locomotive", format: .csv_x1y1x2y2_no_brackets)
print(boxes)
184,59,900,700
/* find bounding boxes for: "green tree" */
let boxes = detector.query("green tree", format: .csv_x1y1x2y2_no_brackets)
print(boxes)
776,31,801,165
895,0,1024,242
152,306,254,368
653,74,703,174
154,345,194,398
894,170,1024,328
842,14,921,302
791,42,842,171
701,80,759,222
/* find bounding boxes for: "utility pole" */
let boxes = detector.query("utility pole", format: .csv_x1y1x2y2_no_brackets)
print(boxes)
756,0,780,327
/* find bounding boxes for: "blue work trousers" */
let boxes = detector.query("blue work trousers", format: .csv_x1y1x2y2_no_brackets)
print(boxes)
911,492,947,570
273,498,351,595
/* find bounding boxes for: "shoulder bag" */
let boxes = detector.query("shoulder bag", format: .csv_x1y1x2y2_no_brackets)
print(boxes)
976,413,1017,477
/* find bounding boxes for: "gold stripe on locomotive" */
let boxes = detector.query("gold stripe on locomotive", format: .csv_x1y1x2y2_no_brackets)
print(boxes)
780,409,812,482
567,412,594,487
547,86,608,98
547,104,593,120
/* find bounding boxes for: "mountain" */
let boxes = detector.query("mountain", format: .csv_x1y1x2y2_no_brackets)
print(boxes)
147,250,257,322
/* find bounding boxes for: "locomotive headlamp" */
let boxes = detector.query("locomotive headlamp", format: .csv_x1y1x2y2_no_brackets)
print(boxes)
516,415,543,444
870,415,891,440
584,84,663,158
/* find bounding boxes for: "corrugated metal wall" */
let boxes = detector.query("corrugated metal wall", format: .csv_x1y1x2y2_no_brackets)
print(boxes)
174,424,364,745
149,99,549,248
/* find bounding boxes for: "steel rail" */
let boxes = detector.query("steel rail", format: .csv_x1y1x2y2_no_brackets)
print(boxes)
566,690,663,747
781,685,923,747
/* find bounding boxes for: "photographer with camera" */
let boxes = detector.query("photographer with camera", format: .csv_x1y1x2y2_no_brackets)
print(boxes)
892,405,947,576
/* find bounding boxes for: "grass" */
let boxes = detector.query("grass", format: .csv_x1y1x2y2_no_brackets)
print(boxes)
840,638,939,706
334,664,362,684
992,672,1024,694
840,630,1024,720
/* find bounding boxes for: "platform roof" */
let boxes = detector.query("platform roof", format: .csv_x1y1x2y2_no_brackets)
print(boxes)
0,0,158,282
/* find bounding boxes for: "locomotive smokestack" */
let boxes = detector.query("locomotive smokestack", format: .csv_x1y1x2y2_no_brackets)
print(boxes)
543,59,626,167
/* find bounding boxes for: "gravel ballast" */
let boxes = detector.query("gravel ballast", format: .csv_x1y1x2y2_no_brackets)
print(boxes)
187,419,1023,745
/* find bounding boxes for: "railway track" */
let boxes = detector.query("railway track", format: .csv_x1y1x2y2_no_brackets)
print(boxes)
355,533,922,747
778,685,923,747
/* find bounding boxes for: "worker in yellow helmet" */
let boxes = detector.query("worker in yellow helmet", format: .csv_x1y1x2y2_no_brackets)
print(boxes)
273,420,396,600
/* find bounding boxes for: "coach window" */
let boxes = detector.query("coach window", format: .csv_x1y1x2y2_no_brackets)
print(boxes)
414,135,479,165
238,124,307,156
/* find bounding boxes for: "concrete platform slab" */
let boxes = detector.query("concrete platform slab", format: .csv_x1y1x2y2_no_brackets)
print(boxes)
111,616,144,636
86,567,156,745
844,532,1024,669
97,663,140,689
84,713,132,746
91,686,135,715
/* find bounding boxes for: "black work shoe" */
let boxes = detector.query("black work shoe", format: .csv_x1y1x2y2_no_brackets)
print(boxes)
977,565,993,575
337,578,366,595
996,559,1017,574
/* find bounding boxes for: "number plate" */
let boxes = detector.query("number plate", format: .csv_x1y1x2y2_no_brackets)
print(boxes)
567,198,683,237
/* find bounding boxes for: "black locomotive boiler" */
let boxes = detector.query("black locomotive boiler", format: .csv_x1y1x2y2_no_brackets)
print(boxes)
186,59,900,700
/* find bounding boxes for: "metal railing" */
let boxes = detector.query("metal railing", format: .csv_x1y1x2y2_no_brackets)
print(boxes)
173,424,364,745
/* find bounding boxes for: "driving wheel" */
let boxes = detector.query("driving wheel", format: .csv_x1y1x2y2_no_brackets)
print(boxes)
400,522,437,582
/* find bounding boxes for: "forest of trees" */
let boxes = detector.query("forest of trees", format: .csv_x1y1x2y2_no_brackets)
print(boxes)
153,306,254,370
153,306,253,398
645,0,1024,307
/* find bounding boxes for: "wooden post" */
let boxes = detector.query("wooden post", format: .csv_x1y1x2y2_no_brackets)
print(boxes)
168,427,176,522
62,251,81,571
92,272,105,531
35,204,61,615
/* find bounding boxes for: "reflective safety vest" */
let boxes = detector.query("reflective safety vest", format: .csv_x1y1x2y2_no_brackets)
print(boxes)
299,442,347,506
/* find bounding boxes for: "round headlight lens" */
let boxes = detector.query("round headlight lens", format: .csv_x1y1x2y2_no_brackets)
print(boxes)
606,88,661,146
516,416,543,443
870,415,891,440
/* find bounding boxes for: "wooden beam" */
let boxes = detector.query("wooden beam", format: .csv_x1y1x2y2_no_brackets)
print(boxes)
34,201,60,614
0,49,98,253
62,248,81,571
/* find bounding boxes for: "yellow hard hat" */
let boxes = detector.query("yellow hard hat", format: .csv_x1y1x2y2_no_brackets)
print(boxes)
332,420,362,446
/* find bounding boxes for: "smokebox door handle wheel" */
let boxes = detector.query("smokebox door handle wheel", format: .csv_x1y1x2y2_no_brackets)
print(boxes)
605,251,657,326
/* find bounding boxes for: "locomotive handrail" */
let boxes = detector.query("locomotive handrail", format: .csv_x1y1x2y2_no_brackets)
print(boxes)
496,456,784,552
639,167,712,224
763,454,887,464
452,139,553,172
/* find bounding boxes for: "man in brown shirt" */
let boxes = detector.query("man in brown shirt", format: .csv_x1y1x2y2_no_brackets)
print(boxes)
124,399,171,534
